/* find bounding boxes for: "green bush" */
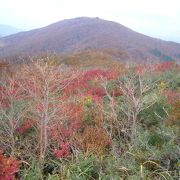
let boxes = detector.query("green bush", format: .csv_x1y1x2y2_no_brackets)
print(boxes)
63,155,99,179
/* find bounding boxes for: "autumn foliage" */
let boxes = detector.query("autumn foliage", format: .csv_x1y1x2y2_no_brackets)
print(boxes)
0,151,21,180
0,60,179,179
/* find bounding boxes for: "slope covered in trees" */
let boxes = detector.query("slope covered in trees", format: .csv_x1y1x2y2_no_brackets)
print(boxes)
0,59,179,179
0,17,180,63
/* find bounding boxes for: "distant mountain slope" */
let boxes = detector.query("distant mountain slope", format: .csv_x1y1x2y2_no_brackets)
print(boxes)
0,17,180,63
0,25,20,37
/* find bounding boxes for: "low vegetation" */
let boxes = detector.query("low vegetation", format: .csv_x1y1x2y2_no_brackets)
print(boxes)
0,59,179,179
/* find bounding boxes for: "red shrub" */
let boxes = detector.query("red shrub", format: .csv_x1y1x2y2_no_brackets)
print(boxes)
53,141,71,159
64,69,118,103
155,62,173,72
165,90,180,104
0,151,21,180
135,65,148,75
0,79,28,109
50,103,84,142
16,118,35,134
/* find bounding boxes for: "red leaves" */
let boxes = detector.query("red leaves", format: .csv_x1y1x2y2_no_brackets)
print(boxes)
50,126,71,142
64,69,118,102
50,103,84,142
134,62,174,76
135,65,148,75
164,90,180,104
0,151,21,180
53,141,71,159
0,79,28,109
155,62,174,72
16,118,35,134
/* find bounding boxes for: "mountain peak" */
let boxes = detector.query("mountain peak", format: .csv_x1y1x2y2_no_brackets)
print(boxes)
0,17,180,63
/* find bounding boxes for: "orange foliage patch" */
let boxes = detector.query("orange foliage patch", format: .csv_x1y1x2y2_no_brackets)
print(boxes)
77,127,112,155
0,151,21,180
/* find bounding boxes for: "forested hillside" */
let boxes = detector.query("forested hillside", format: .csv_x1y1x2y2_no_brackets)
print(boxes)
0,17,180,63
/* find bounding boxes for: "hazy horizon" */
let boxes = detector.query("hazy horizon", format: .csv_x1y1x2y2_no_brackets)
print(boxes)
0,0,180,43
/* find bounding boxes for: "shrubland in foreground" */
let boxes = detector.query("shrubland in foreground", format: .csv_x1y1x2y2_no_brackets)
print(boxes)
0,60,179,179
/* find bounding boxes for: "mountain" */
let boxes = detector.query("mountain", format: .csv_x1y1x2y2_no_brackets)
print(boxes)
0,25,20,37
0,17,180,63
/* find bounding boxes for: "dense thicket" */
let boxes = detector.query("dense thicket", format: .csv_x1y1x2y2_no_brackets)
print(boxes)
0,60,179,179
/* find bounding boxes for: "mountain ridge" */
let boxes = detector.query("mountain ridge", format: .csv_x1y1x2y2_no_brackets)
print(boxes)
0,17,180,63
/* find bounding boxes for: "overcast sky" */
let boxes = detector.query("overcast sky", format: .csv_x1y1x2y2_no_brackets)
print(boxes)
0,0,180,42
